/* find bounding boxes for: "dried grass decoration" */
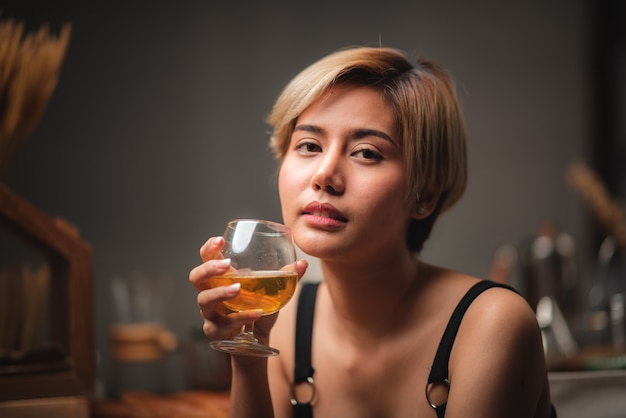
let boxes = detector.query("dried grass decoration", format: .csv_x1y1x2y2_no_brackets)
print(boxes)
0,18,71,177
567,161,626,251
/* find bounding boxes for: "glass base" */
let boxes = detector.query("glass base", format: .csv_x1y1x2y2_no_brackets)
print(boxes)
210,339,279,357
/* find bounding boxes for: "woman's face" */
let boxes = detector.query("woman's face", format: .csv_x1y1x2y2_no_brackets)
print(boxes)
278,84,418,263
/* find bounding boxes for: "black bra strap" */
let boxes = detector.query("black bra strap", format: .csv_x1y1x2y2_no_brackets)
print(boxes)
293,281,320,418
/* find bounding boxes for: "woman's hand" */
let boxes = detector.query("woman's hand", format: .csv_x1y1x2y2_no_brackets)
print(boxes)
189,236,308,345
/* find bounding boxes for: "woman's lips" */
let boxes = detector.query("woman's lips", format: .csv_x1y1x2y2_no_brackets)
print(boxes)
302,202,347,227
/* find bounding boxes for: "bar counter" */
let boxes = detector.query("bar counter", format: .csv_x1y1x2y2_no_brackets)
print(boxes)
90,390,230,418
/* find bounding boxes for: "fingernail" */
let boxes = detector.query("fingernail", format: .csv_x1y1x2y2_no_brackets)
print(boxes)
226,282,240,295
249,309,263,319
215,258,231,268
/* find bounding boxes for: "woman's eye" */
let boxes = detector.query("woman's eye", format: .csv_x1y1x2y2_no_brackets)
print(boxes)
353,148,383,161
295,141,322,153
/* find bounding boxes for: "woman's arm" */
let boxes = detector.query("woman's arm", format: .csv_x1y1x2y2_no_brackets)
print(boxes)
229,357,275,418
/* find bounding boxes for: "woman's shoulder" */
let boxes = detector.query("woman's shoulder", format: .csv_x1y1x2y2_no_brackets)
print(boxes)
443,274,541,364
422,264,535,328
459,280,539,337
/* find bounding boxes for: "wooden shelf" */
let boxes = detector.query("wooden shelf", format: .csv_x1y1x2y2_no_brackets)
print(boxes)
0,183,95,401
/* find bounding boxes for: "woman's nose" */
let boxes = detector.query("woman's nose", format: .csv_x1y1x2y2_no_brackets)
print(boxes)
310,151,345,195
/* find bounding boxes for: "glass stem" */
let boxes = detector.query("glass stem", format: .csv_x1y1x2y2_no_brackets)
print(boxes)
235,321,258,344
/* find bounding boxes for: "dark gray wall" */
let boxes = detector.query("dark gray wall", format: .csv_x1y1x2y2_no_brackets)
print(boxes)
2,0,592,393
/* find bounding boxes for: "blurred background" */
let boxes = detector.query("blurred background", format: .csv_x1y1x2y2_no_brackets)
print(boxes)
1,0,624,407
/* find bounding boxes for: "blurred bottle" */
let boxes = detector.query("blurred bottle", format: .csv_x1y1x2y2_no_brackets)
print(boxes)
106,271,179,397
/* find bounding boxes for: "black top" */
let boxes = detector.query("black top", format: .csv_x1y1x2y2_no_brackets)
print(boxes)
292,280,556,418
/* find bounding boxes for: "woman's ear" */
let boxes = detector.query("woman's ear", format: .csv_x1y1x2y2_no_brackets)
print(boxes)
411,191,440,220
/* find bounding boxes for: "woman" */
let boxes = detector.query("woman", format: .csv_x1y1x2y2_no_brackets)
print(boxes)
190,46,555,418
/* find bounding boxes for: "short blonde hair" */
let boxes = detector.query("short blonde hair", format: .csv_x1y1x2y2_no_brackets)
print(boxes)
267,47,467,252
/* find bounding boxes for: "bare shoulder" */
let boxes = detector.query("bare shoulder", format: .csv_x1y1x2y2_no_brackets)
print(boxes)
462,283,538,335
446,282,552,418
446,280,542,367
457,285,544,369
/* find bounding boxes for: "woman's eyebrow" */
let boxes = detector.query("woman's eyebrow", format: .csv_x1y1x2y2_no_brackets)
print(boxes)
293,124,323,134
351,128,395,144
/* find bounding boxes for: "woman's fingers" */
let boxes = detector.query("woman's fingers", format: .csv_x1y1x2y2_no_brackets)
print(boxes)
201,308,263,341
200,236,225,262
197,282,241,316
196,281,263,340
296,259,309,280
189,257,231,292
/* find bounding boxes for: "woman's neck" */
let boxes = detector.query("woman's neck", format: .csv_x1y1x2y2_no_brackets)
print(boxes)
318,252,427,339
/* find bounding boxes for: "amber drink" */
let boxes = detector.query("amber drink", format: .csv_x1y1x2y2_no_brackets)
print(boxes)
209,270,297,314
